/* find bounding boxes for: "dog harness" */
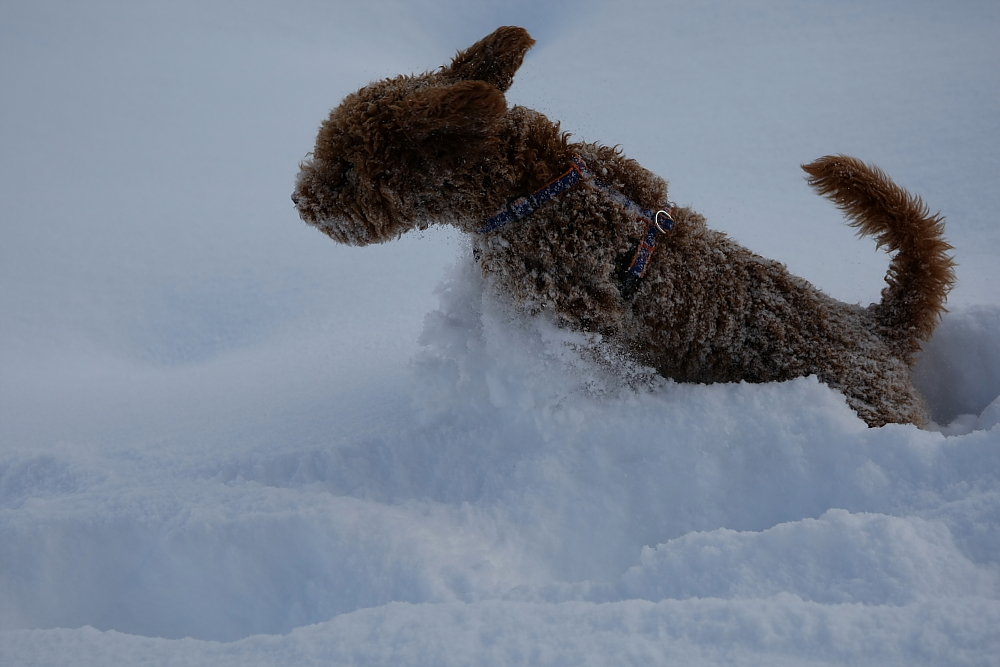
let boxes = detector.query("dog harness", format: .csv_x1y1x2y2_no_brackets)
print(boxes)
478,155,674,298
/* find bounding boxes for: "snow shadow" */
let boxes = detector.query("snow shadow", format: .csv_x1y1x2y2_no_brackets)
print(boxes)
914,305,1000,429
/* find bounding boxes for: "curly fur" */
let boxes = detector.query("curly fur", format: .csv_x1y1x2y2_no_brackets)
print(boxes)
292,26,956,427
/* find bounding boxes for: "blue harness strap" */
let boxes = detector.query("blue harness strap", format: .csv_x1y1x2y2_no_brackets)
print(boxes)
478,155,674,295
478,158,590,234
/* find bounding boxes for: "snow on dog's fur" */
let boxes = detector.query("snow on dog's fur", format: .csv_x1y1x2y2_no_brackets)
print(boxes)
292,26,955,427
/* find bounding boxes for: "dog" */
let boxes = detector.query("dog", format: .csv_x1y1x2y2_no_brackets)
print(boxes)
292,26,955,427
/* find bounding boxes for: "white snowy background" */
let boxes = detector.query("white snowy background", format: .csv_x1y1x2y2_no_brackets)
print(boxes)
2,0,999,665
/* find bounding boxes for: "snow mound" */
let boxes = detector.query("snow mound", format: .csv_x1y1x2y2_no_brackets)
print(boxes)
2,255,999,666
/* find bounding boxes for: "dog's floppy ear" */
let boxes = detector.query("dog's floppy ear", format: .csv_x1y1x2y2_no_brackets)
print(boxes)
445,26,535,92
398,80,507,139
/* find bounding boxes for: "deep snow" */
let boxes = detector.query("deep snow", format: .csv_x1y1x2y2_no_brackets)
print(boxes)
2,1,999,665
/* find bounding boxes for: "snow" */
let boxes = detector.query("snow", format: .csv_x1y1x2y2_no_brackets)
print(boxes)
1,1,999,665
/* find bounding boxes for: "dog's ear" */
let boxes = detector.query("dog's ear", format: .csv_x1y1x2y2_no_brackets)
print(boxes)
398,80,507,139
445,26,535,92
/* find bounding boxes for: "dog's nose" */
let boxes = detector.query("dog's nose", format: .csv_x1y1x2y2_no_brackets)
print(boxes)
290,193,299,205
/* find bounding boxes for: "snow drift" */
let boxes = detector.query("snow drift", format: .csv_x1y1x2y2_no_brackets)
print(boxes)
2,256,999,665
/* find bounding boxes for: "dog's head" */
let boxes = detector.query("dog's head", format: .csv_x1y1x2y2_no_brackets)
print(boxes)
293,26,536,245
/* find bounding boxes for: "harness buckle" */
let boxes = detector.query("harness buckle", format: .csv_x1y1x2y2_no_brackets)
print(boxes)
506,194,537,220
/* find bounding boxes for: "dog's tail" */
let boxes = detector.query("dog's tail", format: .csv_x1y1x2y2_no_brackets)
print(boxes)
802,155,956,361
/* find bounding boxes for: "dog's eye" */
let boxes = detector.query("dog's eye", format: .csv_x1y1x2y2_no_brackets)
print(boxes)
327,159,353,187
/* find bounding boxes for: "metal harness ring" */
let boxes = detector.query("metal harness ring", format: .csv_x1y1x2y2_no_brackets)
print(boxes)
654,208,674,234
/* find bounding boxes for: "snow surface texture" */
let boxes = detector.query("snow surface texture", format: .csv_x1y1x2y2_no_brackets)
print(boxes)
2,1,999,665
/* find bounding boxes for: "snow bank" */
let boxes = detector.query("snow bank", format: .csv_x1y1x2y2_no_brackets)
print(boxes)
2,257,999,665
4,598,1000,667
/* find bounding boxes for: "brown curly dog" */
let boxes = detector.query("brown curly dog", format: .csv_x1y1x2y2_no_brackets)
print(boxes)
292,26,955,427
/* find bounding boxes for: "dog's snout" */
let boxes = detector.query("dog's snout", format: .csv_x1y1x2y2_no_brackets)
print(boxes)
291,192,300,205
